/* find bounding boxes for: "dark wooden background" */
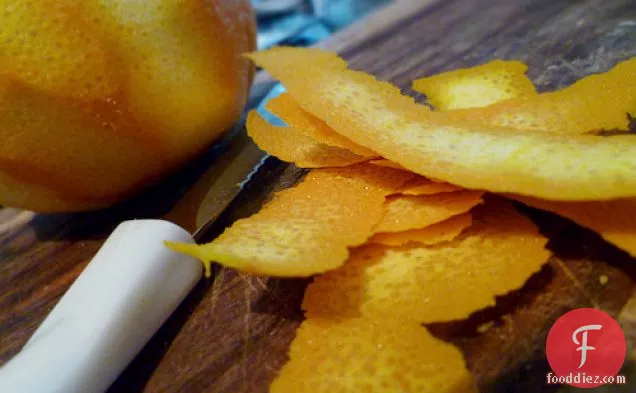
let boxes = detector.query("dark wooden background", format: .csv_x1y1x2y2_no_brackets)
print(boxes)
1,0,636,391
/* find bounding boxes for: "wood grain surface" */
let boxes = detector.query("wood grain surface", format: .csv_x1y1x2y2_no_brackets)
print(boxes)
2,0,636,392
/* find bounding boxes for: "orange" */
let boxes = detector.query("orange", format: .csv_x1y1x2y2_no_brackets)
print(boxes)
0,0,256,212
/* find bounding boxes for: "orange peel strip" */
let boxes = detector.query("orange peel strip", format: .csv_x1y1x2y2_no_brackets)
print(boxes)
248,47,636,201
303,198,550,323
397,177,463,196
422,60,636,260
512,196,636,258
167,164,415,277
368,159,409,171
266,93,378,157
271,317,477,393
442,59,636,134
246,110,369,168
374,191,483,233
368,212,472,247
413,60,536,110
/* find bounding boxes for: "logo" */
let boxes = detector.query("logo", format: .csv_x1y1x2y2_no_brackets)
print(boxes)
572,324,602,368
546,308,626,388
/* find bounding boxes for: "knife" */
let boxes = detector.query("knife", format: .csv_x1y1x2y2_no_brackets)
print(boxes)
0,84,287,393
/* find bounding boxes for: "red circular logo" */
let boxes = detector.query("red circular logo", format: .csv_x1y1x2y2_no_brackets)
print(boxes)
546,308,626,388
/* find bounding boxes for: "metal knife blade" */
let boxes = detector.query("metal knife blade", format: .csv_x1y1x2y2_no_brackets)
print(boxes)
162,83,287,238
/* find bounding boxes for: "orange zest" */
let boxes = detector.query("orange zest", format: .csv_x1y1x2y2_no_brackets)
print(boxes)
266,93,377,157
413,60,536,110
512,196,636,258
271,318,477,393
248,47,636,201
442,59,636,134
247,110,369,168
368,213,472,247
374,191,483,233
397,177,463,196
303,198,550,323
167,164,414,277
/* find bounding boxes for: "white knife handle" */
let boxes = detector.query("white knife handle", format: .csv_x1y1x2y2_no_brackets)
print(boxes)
0,219,203,393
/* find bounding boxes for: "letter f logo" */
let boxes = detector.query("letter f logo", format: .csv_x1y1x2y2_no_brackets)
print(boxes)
572,324,602,368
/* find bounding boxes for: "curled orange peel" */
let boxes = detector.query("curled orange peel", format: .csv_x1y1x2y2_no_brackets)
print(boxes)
246,110,369,168
421,60,636,262
374,191,483,233
413,59,536,110
271,317,477,393
438,59,636,134
368,212,472,247
368,159,409,171
512,196,636,258
303,198,550,323
167,164,415,277
396,177,463,196
266,93,378,157
248,47,636,201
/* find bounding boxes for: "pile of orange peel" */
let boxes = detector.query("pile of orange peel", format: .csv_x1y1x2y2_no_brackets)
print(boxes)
168,47,636,392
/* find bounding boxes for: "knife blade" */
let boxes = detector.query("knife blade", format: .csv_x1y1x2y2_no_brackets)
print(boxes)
0,83,287,393
164,83,288,237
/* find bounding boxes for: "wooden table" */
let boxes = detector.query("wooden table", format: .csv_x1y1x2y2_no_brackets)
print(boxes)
2,0,636,391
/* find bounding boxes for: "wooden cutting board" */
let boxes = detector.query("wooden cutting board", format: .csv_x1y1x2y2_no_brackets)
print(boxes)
1,0,636,392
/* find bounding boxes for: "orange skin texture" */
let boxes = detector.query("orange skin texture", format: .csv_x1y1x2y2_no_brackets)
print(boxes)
0,0,256,212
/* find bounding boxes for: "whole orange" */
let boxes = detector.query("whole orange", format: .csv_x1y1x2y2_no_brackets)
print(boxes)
0,0,256,212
